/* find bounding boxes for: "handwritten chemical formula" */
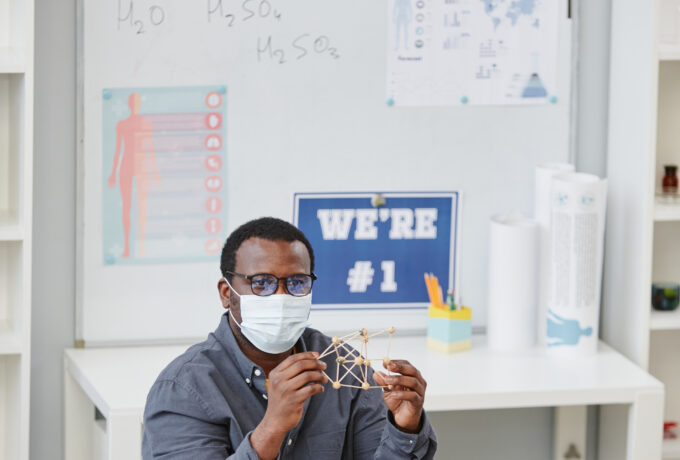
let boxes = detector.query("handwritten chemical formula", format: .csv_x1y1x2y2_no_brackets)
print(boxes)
115,0,341,64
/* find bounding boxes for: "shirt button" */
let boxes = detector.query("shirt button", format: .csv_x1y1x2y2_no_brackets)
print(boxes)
254,369,262,376
287,439,293,446
262,394,268,400
409,440,414,444
245,378,251,384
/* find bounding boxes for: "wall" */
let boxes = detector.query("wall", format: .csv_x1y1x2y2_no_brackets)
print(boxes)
30,0,77,458
574,0,612,457
29,0,611,459
576,0,611,178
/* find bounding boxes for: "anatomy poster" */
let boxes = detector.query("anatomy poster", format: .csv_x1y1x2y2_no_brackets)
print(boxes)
387,0,559,106
101,86,227,265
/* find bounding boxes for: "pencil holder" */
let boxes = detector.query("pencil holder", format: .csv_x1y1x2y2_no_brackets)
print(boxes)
427,305,472,353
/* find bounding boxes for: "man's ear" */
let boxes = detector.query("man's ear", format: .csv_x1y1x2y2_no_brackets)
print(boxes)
218,278,230,309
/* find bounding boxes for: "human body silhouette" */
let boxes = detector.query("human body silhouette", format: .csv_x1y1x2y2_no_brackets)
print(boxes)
547,310,592,347
107,93,159,258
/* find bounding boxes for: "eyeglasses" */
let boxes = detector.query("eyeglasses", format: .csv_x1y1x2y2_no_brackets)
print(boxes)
226,271,317,297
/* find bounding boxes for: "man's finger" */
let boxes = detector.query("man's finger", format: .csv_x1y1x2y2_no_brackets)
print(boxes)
295,383,325,402
286,369,329,391
382,375,425,396
273,352,321,373
279,357,327,380
373,371,393,391
385,359,423,381
386,390,423,404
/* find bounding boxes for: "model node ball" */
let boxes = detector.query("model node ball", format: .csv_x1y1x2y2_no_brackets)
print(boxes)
332,336,340,344
387,384,393,390
362,336,369,343
332,381,341,390
354,356,364,365
388,326,395,334
336,357,345,364
361,381,371,390
361,328,368,336
383,357,390,366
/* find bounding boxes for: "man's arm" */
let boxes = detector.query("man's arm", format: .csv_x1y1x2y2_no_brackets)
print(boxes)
142,379,260,460
143,352,328,460
250,352,328,459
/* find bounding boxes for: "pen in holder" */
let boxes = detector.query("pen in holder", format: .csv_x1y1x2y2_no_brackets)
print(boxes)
424,273,472,353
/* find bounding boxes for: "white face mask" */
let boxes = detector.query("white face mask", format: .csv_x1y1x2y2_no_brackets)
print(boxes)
224,277,312,354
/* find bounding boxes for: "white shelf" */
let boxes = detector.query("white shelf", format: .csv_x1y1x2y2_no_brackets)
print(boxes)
651,308,680,331
0,226,22,242
0,354,21,460
0,47,25,74
0,340,20,356
663,437,680,459
0,0,32,457
660,42,680,61
655,202,680,221
0,320,20,355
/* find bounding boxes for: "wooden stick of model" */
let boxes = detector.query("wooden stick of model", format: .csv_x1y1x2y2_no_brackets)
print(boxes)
318,327,395,390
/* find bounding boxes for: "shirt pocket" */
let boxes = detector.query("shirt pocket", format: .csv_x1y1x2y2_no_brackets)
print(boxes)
304,429,346,459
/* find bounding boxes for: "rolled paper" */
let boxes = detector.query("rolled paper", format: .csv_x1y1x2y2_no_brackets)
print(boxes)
546,172,607,355
534,163,575,347
487,212,539,352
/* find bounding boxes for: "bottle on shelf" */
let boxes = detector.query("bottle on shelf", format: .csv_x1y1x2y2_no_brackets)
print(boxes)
662,164,679,194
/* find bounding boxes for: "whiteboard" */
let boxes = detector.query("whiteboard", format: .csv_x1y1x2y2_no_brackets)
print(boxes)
77,0,574,345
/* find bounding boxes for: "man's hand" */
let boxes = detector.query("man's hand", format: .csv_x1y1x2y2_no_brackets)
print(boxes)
250,352,328,460
374,360,426,433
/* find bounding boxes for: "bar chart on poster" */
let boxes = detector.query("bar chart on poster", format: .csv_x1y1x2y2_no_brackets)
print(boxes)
77,0,574,344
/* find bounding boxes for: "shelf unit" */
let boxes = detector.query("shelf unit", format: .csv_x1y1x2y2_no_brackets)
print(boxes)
0,0,33,459
659,44,680,61
651,309,680,331
655,201,680,221
603,1,680,458
664,438,680,460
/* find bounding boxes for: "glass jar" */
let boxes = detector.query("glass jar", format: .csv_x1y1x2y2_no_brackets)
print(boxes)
663,165,679,194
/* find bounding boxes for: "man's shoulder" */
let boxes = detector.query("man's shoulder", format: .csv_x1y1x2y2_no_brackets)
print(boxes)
154,334,224,386
301,326,334,351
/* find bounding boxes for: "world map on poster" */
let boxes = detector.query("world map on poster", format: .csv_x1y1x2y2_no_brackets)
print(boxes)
387,0,559,106
482,0,538,29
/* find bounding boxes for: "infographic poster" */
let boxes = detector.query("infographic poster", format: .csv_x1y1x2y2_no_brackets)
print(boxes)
293,192,460,309
386,0,559,106
102,86,227,265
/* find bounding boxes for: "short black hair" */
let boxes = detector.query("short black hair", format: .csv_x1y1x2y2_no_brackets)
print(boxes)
220,217,315,280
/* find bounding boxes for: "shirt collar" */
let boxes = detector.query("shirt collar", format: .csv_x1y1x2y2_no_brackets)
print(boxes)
216,312,261,382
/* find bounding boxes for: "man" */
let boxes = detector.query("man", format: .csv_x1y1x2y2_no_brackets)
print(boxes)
142,217,437,459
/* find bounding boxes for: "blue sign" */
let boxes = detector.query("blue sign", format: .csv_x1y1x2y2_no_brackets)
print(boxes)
293,192,460,310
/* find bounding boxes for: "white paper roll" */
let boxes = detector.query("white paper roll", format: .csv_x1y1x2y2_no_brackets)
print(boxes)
487,213,539,352
534,163,575,347
546,172,607,355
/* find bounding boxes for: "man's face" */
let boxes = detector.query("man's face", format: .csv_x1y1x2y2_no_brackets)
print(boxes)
218,237,312,324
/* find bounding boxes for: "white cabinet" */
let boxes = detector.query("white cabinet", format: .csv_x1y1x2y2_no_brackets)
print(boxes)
602,0,680,458
0,0,33,458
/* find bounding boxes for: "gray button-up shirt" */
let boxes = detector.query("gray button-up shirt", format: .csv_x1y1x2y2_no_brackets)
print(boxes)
142,313,437,459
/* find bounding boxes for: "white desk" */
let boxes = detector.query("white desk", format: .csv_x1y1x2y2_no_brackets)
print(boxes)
64,336,664,460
